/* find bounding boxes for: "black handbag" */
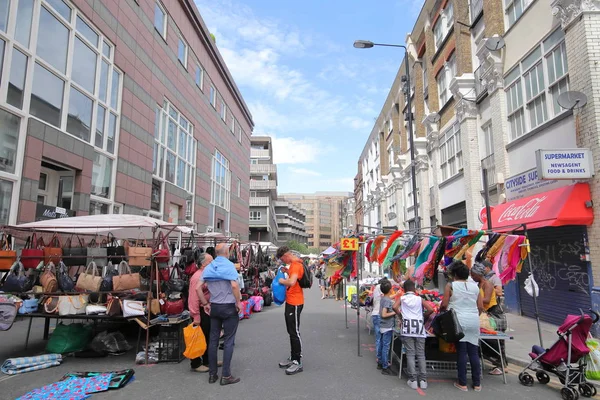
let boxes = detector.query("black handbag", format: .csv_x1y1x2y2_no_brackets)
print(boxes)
163,265,185,294
433,309,465,343
1,261,33,293
57,261,76,292
181,233,195,265
106,233,127,263
62,236,87,266
100,263,118,292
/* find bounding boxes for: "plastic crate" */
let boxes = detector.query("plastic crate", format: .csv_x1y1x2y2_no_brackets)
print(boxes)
156,321,186,363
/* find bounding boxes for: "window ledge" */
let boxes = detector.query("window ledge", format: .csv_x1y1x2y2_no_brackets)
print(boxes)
505,109,573,150
154,28,168,45
438,97,455,115
439,170,464,188
432,26,455,64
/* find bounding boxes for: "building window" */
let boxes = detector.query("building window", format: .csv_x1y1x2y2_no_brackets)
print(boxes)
439,122,462,181
437,54,456,107
220,98,226,121
230,115,235,134
185,199,192,221
89,200,110,215
237,177,241,197
0,179,12,224
211,150,230,211
504,29,568,141
153,101,197,193
482,123,494,157
505,0,533,28
195,65,203,90
249,211,261,221
433,3,454,50
210,85,216,107
178,36,187,68
0,108,20,174
154,1,167,39
238,126,242,143
151,179,161,212
91,152,113,198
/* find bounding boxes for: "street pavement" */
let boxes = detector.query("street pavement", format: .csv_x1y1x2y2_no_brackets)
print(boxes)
0,286,589,399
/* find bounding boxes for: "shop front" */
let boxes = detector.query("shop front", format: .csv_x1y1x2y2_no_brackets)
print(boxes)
487,183,594,325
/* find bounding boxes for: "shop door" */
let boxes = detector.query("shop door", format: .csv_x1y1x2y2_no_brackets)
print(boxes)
517,226,592,326
38,166,74,209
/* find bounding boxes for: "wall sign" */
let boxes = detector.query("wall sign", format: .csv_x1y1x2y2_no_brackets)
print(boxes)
536,149,594,180
35,204,75,221
505,168,577,201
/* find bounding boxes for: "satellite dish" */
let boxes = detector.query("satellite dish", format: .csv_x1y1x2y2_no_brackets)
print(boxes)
557,91,588,110
484,36,505,51
425,113,441,123
387,212,397,220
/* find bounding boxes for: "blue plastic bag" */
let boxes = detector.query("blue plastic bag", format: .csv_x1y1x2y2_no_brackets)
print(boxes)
271,268,286,306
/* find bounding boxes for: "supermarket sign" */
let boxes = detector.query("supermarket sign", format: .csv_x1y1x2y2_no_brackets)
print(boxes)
536,149,594,180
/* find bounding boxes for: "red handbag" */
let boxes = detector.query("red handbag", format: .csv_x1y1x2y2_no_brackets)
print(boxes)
184,262,198,276
160,298,184,315
155,232,170,264
21,234,44,269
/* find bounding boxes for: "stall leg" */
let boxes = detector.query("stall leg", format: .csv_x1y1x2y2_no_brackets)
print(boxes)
24,317,33,350
43,317,50,340
344,279,348,329
357,245,362,357
498,338,506,384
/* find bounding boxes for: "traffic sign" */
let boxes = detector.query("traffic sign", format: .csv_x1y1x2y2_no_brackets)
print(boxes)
341,238,359,251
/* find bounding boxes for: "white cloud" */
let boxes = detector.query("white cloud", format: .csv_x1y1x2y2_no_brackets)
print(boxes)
289,168,322,176
343,116,371,130
271,136,323,164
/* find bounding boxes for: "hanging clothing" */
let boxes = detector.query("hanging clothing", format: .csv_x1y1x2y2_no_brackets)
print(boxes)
498,236,526,284
371,236,386,263
365,239,374,262
454,231,485,260
382,238,404,268
377,231,404,265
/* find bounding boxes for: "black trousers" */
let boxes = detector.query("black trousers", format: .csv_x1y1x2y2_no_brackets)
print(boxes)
190,307,212,369
285,303,303,362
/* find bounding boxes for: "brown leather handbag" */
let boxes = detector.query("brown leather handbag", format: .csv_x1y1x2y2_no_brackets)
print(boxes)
127,237,152,267
112,261,141,291
40,262,58,293
43,234,63,265
75,261,102,292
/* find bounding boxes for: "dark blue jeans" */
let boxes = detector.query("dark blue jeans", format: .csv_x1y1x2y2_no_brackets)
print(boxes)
379,330,393,369
209,303,239,377
372,315,382,362
457,341,481,387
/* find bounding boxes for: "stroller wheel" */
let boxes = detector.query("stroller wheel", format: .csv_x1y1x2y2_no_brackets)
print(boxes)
578,384,594,398
536,371,550,384
561,387,578,400
519,372,534,386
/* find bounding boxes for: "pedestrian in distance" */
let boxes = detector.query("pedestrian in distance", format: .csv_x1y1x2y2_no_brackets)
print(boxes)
393,279,434,389
441,260,484,392
197,243,242,386
371,278,386,369
276,246,305,375
378,279,395,375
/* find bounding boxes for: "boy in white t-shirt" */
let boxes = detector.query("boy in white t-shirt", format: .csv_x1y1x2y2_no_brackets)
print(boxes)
393,280,434,390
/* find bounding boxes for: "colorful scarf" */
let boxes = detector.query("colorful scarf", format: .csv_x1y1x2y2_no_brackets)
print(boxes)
377,231,404,265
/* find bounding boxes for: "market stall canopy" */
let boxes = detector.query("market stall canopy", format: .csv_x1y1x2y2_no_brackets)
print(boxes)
321,246,336,255
488,183,593,231
9,214,193,238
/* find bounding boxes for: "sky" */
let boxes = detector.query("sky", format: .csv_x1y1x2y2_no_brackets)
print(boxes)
195,0,421,193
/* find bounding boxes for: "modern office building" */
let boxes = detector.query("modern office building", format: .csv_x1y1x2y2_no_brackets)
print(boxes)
248,136,278,243
0,0,253,239
281,192,352,250
274,199,307,244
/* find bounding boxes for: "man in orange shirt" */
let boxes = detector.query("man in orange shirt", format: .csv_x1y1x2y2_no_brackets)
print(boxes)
276,246,305,375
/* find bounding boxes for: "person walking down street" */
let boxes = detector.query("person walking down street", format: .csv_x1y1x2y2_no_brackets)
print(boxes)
378,280,395,375
441,261,484,392
371,278,385,369
188,253,224,372
393,279,434,390
317,263,327,299
276,246,305,375
198,243,242,386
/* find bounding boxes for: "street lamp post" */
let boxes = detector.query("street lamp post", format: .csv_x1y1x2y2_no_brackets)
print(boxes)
354,40,420,231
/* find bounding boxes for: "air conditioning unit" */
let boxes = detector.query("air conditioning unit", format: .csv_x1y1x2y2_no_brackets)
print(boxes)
206,226,214,233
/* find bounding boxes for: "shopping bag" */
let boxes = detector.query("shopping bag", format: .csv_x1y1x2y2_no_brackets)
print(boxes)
432,309,465,343
586,339,600,380
183,323,207,359
46,323,93,354
128,237,152,267
61,236,87,266
271,267,286,306
524,273,539,297
43,234,63,265
21,234,44,269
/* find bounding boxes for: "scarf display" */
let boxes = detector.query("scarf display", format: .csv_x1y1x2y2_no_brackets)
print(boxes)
370,236,386,263
377,231,404,265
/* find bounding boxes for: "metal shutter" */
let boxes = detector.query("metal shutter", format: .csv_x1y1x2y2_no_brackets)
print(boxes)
517,226,592,326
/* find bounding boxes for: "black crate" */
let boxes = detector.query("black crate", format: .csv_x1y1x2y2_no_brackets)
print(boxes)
156,321,186,363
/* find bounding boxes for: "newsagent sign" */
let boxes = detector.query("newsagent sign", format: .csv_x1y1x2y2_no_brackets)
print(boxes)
536,149,594,180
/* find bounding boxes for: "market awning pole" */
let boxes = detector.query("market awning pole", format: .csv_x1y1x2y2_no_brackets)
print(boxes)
344,278,349,329
357,242,362,357
522,223,543,348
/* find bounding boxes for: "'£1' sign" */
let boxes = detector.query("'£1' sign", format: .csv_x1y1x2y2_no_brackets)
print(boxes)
341,238,359,251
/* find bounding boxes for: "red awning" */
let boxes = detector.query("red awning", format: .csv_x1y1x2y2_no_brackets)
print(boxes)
488,183,593,231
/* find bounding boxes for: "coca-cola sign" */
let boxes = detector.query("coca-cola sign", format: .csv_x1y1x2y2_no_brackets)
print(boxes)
497,196,547,223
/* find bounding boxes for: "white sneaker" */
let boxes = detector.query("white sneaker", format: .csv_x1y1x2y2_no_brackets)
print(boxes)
407,380,418,389
420,380,428,390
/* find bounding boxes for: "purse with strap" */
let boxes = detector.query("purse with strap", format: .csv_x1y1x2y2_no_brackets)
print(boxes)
87,238,107,268
40,262,58,293
128,237,152,267
0,233,16,271
44,296,60,314
1,261,33,293
121,299,145,317
100,262,118,292
163,264,186,294
43,234,63,265
155,232,170,264
106,294,122,316
106,232,127,263
112,261,141,291
161,297,184,315
57,261,76,292
181,233,196,266
62,236,87,267
58,294,88,316
76,261,102,292
149,262,161,315
21,234,44,269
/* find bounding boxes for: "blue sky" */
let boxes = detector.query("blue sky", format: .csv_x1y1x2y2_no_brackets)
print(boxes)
196,0,421,193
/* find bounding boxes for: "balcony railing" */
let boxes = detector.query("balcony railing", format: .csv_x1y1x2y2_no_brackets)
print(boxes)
474,66,487,99
250,164,277,174
249,197,270,206
471,0,483,23
249,180,277,190
481,154,497,188
250,149,270,159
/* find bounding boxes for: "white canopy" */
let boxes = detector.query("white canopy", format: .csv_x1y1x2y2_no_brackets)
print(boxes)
10,214,193,238
321,246,337,255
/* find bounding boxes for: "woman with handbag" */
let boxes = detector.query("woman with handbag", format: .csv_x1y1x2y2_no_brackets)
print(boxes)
440,260,484,392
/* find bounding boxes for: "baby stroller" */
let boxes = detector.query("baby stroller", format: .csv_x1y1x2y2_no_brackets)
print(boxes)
518,309,600,400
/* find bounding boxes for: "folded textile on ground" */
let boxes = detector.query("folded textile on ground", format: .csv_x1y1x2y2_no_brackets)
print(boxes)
60,369,134,390
17,373,113,400
1,354,62,375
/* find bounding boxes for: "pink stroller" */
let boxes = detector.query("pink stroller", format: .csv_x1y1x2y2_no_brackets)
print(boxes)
519,310,600,400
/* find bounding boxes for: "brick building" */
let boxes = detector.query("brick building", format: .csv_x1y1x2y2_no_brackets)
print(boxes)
0,0,253,239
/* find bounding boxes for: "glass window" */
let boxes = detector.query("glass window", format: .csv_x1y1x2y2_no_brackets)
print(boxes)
195,65,203,89
76,16,98,47
46,0,71,21
66,87,93,142
102,40,111,58
0,0,9,32
98,60,109,102
15,0,34,47
0,108,20,174
211,150,230,211
210,85,216,107
178,37,187,67
220,100,226,120
89,200,110,215
107,113,116,154
167,119,176,150
178,129,186,156
91,152,113,198
30,63,64,127
166,151,176,183
154,2,166,38
7,48,27,109
0,179,12,224
37,6,69,73
177,158,185,187
110,70,120,109
95,105,105,148
72,37,97,94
